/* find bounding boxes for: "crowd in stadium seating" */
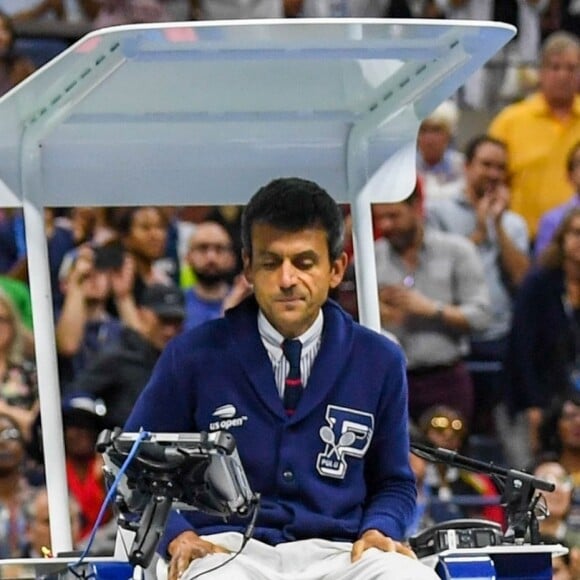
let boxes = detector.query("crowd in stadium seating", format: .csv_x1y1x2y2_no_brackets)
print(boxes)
0,2,578,577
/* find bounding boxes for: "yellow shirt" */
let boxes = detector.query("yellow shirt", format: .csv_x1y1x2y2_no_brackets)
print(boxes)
488,93,580,237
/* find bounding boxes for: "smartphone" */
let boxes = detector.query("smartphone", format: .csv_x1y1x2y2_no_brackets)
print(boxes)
93,242,125,271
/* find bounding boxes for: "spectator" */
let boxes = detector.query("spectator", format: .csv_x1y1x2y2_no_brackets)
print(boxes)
45,208,77,318
441,0,548,110
488,31,580,240
1,207,79,296
418,404,504,526
418,0,446,17
61,0,97,22
67,207,118,248
426,135,530,435
0,209,26,278
0,414,35,558
407,431,433,537
91,0,170,27
55,206,133,318
190,0,284,19
183,221,239,331
538,534,575,580
539,394,580,550
417,99,465,202
330,206,360,315
552,544,574,580
71,283,185,428
0,275,32,331
295,0,443,17
61,392,110,541
204,205,244,278
536,141,580,260
0,10,35,95
163,0,192,20
558,0,580,37
56,243,135,390
28,393,115,547
541,0,580,39
114,207,173,305
0,289,37,441
294,0,387,16
532,457,580,547
505,208,580,468
65,0,182,23
158,206,196,287
373,183,491,424
23,486,82,557
0,1,64,22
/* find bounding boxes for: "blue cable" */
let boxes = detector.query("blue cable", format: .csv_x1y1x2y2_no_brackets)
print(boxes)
68,430,151,574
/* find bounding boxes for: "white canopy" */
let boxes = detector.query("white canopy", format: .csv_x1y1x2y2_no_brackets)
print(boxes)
0,18,514,553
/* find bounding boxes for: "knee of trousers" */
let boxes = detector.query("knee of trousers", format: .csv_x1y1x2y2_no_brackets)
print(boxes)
182,557,256,580
350,550,440,580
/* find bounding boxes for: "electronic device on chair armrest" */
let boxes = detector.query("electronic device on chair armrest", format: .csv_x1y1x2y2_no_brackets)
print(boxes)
96,429,257,568
409,519,504,559
97,429,254,517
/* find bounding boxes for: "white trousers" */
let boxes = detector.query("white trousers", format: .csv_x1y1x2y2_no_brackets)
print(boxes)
159,532,439,580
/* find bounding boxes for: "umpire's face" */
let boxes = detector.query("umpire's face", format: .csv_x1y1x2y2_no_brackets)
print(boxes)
243,223,347,339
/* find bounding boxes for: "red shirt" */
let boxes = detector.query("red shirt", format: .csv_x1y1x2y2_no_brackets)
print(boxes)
66,456,110,539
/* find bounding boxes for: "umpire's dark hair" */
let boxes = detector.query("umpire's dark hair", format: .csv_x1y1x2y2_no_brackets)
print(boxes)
241,178,345,261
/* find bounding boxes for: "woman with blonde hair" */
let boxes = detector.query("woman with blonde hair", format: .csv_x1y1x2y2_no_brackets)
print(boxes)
0,289,37,439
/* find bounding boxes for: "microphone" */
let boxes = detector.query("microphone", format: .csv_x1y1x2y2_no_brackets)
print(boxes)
410,440,556,545
411,441,459,464
410,441,555,493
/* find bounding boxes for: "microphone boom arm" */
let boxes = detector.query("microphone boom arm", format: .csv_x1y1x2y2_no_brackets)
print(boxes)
410,442,555,544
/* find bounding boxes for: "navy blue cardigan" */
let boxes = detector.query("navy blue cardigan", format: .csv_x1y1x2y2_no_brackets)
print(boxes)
125,297,415,556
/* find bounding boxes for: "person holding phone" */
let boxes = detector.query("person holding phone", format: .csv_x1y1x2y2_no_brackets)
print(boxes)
56,245,121,387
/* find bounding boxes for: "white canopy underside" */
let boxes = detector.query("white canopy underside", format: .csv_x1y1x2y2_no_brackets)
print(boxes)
0,18,514,207
0,18,515,554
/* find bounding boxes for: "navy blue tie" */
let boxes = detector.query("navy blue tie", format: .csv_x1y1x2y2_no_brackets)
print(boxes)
282,339,303,416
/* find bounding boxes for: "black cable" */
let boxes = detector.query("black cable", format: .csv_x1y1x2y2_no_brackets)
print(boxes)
189,494,261,580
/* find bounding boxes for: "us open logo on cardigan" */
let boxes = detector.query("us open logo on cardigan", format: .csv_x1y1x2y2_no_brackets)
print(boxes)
316,405,374,479
209,404,248,431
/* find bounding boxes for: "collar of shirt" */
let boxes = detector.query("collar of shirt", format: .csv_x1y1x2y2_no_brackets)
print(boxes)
387,226,433,259
258,308,323,366
455,190,472,207
531,92,580,118
258,308,324,396
418,150,454,175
